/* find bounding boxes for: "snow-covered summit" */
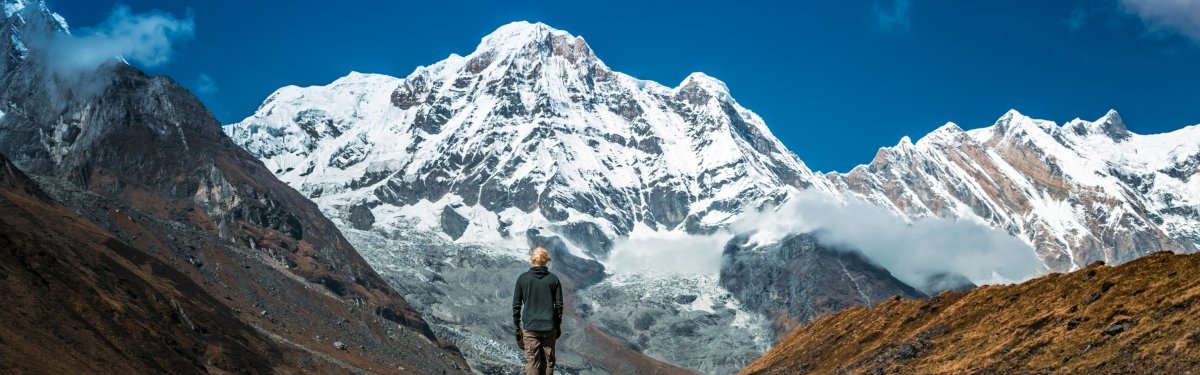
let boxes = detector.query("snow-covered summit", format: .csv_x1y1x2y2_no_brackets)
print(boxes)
1065,109,1130,142
227,21,1199,273
478,21,581,51
226,21,833,260
464,21,605,77
679,72,730,95
0,0,70,61
3,0,67,30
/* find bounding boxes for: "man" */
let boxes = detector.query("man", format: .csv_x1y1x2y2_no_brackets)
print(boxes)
512,247,563,375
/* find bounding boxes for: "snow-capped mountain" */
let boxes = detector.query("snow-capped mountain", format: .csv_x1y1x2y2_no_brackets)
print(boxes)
223,21,863,373
829,109,1199,271
226,20,1200,373
226,21,833,259
227,19,1200,274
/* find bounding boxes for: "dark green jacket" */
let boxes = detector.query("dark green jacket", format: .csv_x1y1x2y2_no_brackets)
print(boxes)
512,266,563,332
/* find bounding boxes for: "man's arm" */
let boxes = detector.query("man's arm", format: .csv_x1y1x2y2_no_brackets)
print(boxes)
512,276,524,329
553,279,563,335
513,276,524,348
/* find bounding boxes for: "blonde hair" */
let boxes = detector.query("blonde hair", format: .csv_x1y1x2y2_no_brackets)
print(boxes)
530,247,551,266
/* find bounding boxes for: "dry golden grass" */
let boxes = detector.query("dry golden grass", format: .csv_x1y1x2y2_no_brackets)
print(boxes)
741,251,1200,374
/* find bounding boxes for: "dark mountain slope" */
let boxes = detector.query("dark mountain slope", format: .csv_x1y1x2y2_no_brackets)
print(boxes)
0,2,467,373
0,154,302,373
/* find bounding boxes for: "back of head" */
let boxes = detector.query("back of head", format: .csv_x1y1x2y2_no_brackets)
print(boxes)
530,247,551,267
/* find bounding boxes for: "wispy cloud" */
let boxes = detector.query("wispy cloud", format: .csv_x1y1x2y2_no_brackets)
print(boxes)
193,73,218,95
872,0,912,32
44,5,194,72
606,189,1045,294
606,227,728,276
732,191,1045,293
1066,6,1088,32
1119,0,1200,43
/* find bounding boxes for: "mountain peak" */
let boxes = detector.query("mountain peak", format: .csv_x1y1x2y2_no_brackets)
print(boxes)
332,70,390,83
477,21,587,54
4,0,38,18
679,72,730,94
4,0,68,33
1066,109,1131,141
1095,109,1130,141
1000,108,1026,121
479,21,563,45
991,109,1035,135
915,122,968,147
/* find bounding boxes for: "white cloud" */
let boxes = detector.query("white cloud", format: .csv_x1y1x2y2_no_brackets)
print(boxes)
45,5,194,72
1119,0,1200,43
872,0,912,32
605,224,730,276
604,189,1045,293
731,191,1045,291
194,73,218,95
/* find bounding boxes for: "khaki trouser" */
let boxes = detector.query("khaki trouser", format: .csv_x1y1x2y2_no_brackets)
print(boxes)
521,329,556,375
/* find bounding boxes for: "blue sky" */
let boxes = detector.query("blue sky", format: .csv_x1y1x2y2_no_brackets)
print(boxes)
51,0,1200,172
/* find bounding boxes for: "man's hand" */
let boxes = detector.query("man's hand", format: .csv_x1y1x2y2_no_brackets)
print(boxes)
514,328,524,350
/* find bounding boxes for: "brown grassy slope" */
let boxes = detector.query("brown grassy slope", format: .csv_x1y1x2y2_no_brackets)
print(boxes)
741,252,1200,374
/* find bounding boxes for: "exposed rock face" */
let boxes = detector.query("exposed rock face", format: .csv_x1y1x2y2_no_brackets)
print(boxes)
526,228,606,287
740,251,1200,375
440,205,469,240
828,110,1200,272
720,233,925,334
348,203,375,230
0,2,467,373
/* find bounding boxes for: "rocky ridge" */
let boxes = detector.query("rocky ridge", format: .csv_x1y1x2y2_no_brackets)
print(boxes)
830,109,1200,271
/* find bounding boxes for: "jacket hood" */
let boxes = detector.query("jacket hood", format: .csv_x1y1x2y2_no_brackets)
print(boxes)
529,266,550,279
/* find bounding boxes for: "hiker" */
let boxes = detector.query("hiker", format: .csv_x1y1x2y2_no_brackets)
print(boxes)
512,247,563,375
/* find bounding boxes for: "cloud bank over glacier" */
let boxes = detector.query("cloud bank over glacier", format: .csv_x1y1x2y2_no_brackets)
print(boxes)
606,190,1045,292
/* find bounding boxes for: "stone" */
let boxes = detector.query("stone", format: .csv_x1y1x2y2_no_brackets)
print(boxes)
1104,322,1128,336
348,203,375,231
439,206,469,240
